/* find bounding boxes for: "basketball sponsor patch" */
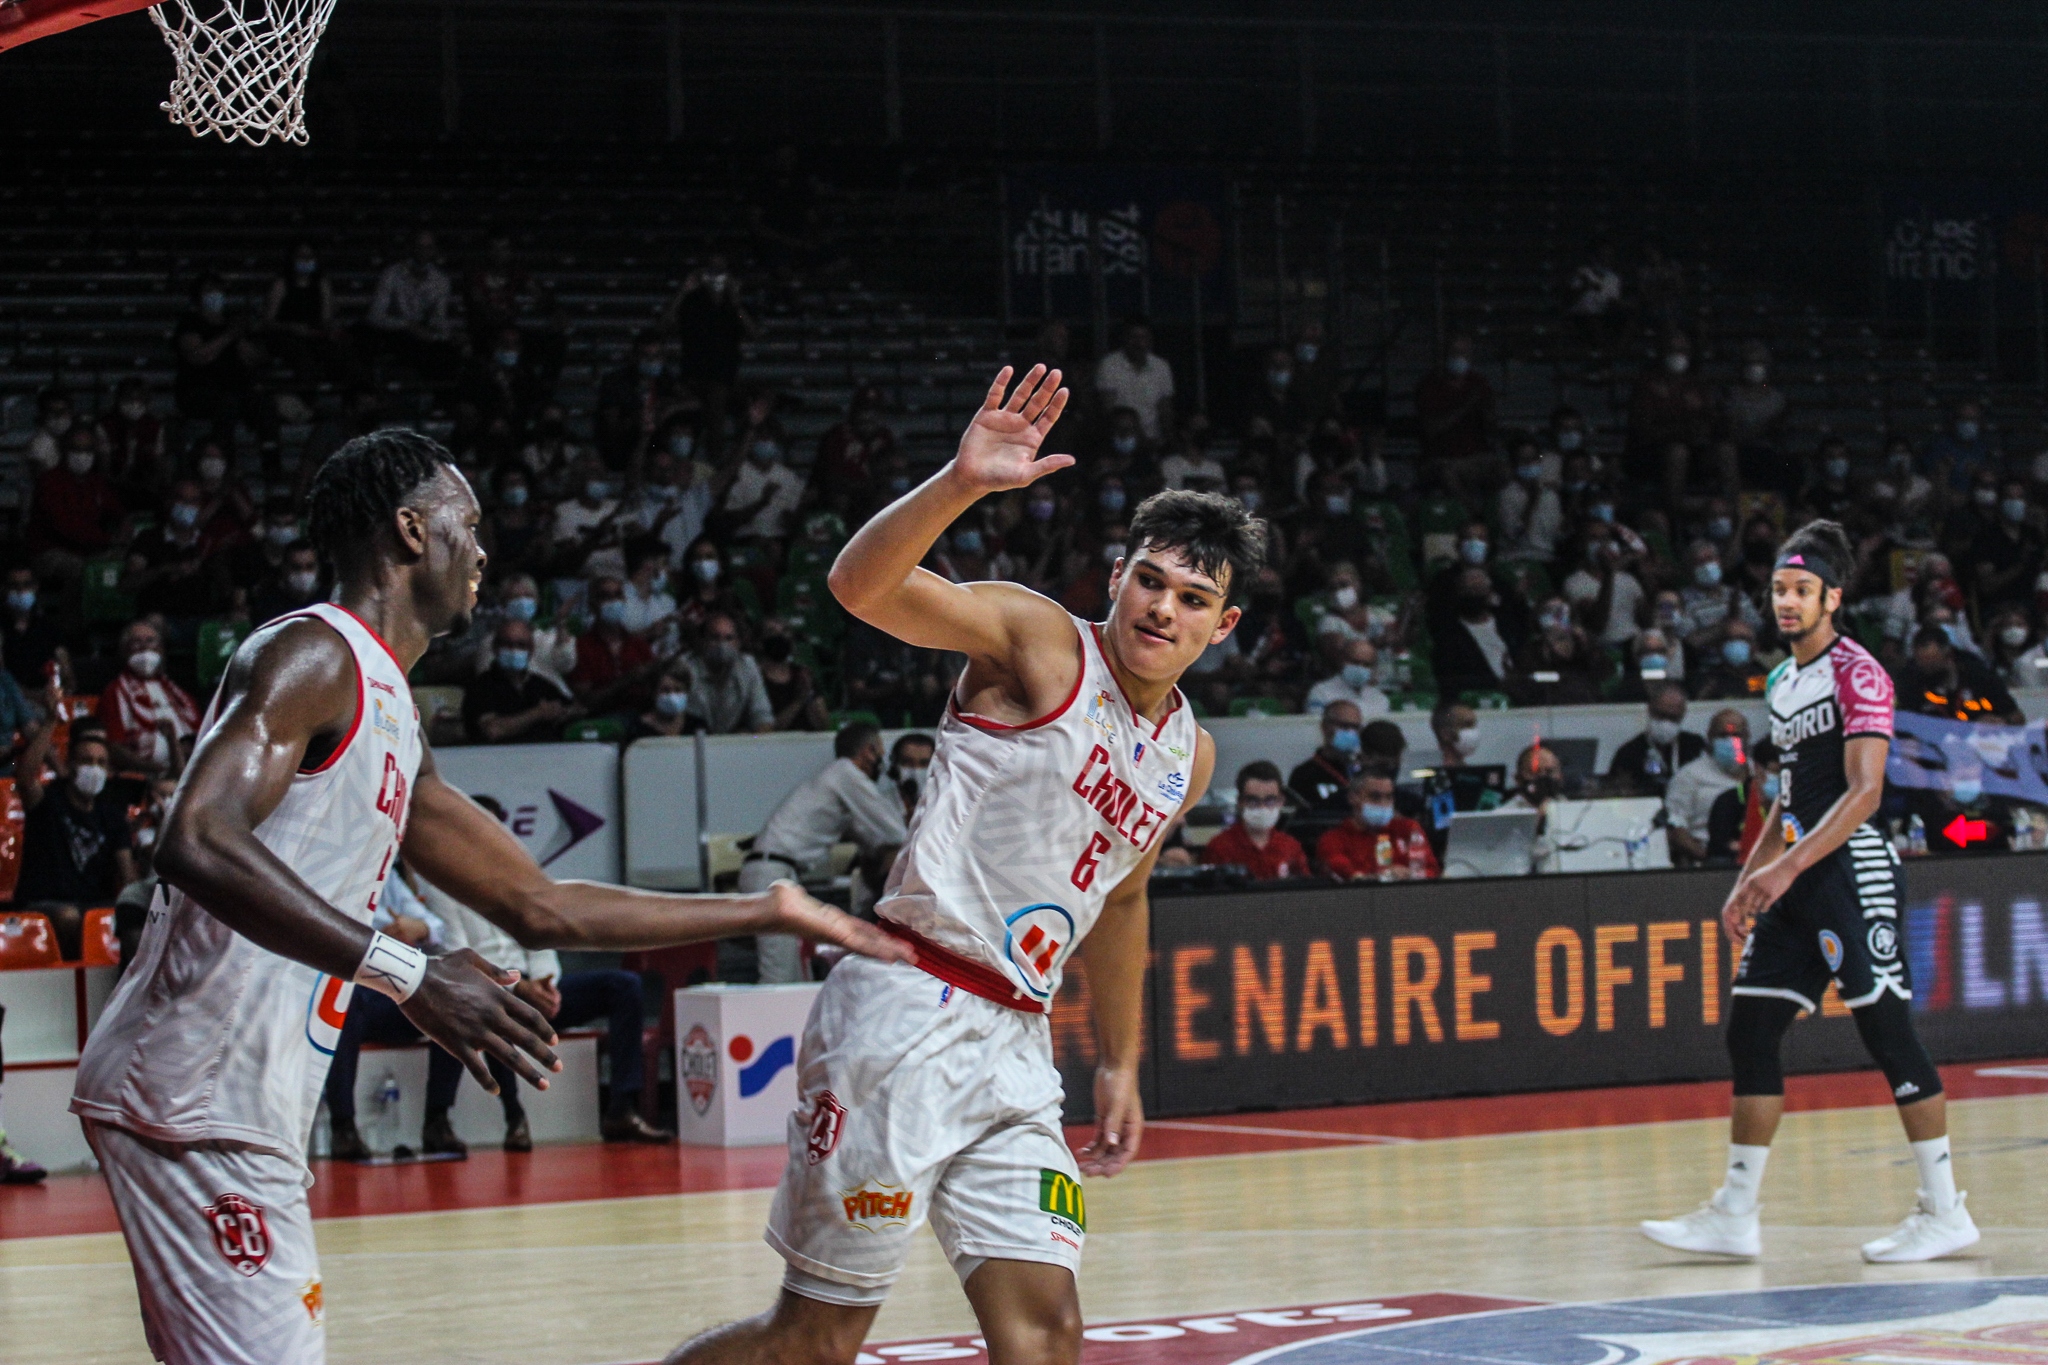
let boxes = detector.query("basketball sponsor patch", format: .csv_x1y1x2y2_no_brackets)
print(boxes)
1039,1167,1086,1235
680,1024,717,1115
301,1278,325,1325
841,1183,914,1231
204,1193,272,1277
806,1091,846,1166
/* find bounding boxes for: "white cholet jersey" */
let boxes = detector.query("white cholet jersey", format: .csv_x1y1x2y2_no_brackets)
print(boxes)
877,615,1198,1006
73,604,423,1166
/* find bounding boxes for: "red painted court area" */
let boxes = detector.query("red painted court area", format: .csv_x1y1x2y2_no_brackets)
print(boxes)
5,1058,2043,1241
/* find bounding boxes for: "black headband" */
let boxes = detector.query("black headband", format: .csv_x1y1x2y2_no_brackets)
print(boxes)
1773,551,1840,588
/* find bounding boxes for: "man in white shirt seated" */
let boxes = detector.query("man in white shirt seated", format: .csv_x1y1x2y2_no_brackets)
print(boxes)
1094,318,1176,442
1663,708,1749,866
422,796,674,1150
1303,637,1391,716
323,868,467,1161
739,722,910,982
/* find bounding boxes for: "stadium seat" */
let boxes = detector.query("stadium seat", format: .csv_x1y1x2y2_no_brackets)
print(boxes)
81,907,119,967
0,912,61,970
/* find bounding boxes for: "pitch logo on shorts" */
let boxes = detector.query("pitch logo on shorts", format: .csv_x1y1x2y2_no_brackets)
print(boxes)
841,1183,914,1231
204,1193,272,1277
680,1024,718,1115
806,1091,846,1166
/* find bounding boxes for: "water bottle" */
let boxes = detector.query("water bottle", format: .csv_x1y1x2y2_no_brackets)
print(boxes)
1907,814,1928,858
1374,833,1394,881
1406,827,1430,878
369,1073,401,1155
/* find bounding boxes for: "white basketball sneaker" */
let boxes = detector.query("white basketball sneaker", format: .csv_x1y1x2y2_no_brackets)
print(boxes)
1861,1191,1980,1263
1639,1201,1762,1259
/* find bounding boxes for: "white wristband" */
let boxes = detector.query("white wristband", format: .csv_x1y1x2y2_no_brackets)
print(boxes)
354,932,429,1003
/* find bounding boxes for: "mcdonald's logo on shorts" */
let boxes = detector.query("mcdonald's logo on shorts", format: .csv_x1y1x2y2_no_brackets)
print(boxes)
1038,1168,1086,1234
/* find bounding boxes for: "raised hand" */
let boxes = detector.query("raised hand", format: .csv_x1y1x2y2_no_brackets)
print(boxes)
762,879,917,967
951,365,1073,494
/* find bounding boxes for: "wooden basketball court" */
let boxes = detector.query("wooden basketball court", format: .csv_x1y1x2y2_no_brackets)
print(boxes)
4,1060,2044,1364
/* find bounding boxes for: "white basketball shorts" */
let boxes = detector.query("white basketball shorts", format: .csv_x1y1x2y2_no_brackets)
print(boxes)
85,1120,325,1365
765,954,1087,1303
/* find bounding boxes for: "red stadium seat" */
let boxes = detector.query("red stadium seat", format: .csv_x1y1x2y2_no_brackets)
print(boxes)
81,907,120,967
0,912,61,970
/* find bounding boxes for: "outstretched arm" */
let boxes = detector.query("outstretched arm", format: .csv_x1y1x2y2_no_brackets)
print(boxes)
399,746,915,964
828,365,1082,722
157,618,562,1095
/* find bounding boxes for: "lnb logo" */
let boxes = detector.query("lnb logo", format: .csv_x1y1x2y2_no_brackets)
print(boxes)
729,1033,796,1098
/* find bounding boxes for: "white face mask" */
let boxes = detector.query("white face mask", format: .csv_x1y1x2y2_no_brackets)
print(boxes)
1331,585,1360,611
65,452,95,476
1240,805,1283,833
1665,353,1690,374
1454,726,1480,758
71,764,108,798
128,649,162,678
198,456,227,482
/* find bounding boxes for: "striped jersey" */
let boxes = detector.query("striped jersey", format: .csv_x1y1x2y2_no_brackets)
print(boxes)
876,615,1199,1005
72,604,423,1167
1765,633,1893,841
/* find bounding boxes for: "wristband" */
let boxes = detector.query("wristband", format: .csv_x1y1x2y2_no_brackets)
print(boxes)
354,931,429,1003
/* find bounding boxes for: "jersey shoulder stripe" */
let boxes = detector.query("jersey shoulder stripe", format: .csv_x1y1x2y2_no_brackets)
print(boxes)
1766,656,1796,691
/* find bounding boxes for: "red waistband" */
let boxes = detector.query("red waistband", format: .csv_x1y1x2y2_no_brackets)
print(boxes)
878,918,1045,1015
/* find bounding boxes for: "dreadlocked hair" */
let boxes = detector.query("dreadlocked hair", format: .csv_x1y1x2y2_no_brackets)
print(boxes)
305,428,452,575
1122,488,1269,602
1778,517,1855,586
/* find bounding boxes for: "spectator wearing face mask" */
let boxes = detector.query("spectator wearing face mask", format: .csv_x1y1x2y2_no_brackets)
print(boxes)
570,577,663,718
1414,334,1496,496
619,538,679,643
97,620,197,776
675,539,751,638
360,230,458,379
665,255,755,455
1625,330,1710,502
757,619,830,731
1095,319,1175,443
471,572,577,688
815,385,898,508
1897,625,2023,725
1675,540,1762,650
1927,400,1995,492
682,611,774,735
250,540,323,626
464,619,582,744
1722,341,1788,469
596,331,684,466
1,567,64,695
24,388,75,477
1201,762,1309,880
1613,626,1685,702
1995,611,2048,688
1432,566,1524,698
101,379,169,513
1606,683,1703,797
223,497,308,600
174,273,271,449
461,325,553,435
550,454,627,580
1800,435,1857,521
1502,743,1566,873
1706,739,1778,868
1941,467,2004,568
1318,761,1439,881
722,420,807,542
626,433,718,566
1497,436,1564,564
1427,701,1480,770
886,732,936,820
14,724,136,961
1693,620,1767,700
628,662,708,741
1664,709,1750,865
1288,700,1366,814
1303,637,1389,717
1513,599,1607,706
483,468,544,572
27,426,123,582
1246,346,1309,435
1899,756,2020,858
1970,479,2043,614
1159,438,1226,493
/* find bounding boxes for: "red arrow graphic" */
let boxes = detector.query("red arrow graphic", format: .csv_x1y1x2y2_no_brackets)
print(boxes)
1944,814,1988,847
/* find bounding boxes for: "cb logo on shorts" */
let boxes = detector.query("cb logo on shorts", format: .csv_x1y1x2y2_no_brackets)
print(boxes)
204,1193,272,1277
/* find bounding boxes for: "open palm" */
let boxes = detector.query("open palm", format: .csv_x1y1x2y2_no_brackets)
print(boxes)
954,365,1074,492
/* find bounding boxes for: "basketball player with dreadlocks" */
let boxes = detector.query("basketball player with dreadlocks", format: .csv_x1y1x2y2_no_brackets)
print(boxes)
71,430,910,1365
1641,519,1978,1264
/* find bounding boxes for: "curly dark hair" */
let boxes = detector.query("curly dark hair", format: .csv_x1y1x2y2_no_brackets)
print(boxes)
1121,488,1268,602
305,428,452,575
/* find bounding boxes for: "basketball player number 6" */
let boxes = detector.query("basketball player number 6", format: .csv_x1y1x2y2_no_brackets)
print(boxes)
1071,833,1112,891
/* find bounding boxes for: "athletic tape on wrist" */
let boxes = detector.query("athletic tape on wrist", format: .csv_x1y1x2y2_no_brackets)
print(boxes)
354,932,428,1003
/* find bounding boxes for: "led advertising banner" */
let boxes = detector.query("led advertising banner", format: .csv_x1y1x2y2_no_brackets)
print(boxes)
1048,860,2048,1121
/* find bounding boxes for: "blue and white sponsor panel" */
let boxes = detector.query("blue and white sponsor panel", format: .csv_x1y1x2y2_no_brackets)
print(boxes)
672,982,820,1146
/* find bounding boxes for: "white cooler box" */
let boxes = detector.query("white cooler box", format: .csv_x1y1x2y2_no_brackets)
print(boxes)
673,982,821,1146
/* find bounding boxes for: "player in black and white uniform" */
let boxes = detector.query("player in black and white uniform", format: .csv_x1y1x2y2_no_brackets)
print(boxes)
1641,520,1978,1264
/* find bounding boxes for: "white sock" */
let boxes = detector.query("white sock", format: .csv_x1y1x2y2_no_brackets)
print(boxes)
1910,1136,1958,1213
1714,1143,1771,1215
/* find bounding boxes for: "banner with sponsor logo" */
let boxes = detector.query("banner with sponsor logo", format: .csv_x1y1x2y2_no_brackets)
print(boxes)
1888,709,2048,804
433,742,619,883
1006,166,1228,323
1049,860,2048,1121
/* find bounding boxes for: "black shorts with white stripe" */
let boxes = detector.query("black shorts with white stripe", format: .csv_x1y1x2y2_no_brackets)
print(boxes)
1733,823,1909,1013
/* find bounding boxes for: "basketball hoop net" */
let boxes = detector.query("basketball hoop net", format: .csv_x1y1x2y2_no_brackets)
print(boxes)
148,0,336,146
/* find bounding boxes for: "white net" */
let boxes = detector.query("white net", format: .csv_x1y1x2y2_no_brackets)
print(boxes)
148,0,337,146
